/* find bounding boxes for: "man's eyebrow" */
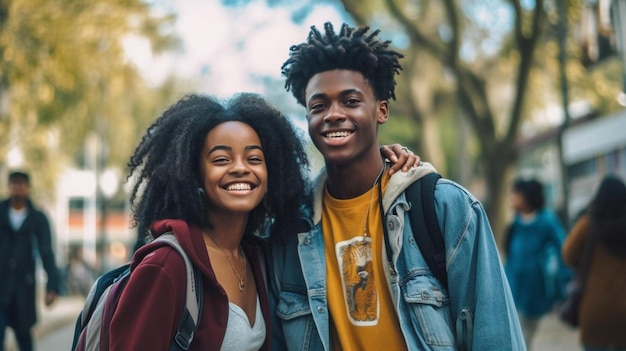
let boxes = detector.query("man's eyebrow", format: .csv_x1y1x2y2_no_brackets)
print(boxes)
307,89,363,105
307,93,327,104
338,89,363,97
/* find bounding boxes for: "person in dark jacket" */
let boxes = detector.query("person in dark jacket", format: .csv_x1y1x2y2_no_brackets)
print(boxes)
563,175,626,351
0,171,60,351
111,93,417,350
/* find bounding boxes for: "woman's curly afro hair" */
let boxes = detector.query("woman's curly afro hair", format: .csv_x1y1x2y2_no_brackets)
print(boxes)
127,93,310,241
281,22,404,106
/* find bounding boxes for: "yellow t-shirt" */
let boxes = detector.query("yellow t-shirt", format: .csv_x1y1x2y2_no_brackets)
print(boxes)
323,171,407,351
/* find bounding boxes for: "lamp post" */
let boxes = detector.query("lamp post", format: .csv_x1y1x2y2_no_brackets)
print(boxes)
613,0,626,105
557,0,572,225
97,167,118,273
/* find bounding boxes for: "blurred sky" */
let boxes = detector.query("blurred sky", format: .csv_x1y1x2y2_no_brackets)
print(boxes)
123,0,346,99
120,0,570,133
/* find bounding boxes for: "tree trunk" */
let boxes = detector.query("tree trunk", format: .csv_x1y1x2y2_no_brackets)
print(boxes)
419,113,445,173
483,146,515,251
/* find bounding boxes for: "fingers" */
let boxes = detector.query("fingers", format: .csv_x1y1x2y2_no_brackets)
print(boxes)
381,144,421,175
405,153,421,172
380,145,399,163
45,291,57,306
392,146,420,175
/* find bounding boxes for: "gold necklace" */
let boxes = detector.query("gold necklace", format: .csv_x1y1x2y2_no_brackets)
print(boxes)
362,164,386,237
208,236,247,291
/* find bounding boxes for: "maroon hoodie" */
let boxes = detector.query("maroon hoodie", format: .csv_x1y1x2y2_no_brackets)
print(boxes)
109,219,271,350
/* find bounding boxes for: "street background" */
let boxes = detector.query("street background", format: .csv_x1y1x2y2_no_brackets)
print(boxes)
1,1,625,351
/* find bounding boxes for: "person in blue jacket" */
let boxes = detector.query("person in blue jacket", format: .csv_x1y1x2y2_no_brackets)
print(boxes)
504,178,568,350
268,22,525,351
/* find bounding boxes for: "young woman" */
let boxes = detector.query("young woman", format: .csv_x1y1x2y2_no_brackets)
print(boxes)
563,175,626,351
109,93,417,350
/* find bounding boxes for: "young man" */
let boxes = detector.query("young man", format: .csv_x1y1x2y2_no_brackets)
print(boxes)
0,171,59,351
269,22,525,350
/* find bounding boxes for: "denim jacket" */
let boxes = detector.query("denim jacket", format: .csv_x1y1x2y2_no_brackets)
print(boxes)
268,163,525,351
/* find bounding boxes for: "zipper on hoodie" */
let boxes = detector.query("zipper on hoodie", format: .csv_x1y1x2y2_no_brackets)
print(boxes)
379,179,398,276
456,308,473,351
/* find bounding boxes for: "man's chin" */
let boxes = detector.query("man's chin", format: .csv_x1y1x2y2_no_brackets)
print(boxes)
323,155,355,168
9,195,28,203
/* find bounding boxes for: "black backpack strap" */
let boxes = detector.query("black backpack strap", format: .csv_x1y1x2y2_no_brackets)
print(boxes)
71,310,83,351
71,263,130,351
171,266,203,351
406,173,447,288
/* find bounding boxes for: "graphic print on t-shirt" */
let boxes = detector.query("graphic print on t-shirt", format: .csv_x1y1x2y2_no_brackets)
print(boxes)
335,236,379,325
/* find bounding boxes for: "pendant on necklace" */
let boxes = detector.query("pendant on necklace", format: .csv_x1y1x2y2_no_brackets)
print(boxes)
238,279,245,292
357,235,372,246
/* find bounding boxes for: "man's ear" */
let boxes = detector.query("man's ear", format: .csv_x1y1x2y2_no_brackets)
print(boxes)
377,100,389,124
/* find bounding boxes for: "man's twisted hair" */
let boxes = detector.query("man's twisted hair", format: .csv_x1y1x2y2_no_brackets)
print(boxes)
282,22,404,106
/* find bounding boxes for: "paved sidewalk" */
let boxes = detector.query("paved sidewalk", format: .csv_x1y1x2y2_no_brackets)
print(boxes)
4,295,84,351
532,310,580,350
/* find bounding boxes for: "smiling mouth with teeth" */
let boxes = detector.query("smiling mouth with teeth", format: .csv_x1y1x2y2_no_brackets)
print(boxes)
225,183,253,191
325,131,353,139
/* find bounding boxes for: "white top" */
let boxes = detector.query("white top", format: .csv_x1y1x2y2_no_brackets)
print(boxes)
220,296,266,351
9,207,27,231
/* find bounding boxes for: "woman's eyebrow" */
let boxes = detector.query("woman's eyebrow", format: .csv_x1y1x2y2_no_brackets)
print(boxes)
208,145,263,154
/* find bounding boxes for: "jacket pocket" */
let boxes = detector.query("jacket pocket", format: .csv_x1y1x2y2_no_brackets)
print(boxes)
277,291,312,320
276,291,325,351
403,275,455,348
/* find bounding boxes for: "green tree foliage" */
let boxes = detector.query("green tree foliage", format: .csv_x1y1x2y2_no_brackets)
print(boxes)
336,0,550,242
0,0,181,200
336,0,624,243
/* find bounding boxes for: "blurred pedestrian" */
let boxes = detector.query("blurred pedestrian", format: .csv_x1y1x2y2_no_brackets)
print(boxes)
64,246,96,297
504,178,568,350
0,171,60,351
562,175,626,351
